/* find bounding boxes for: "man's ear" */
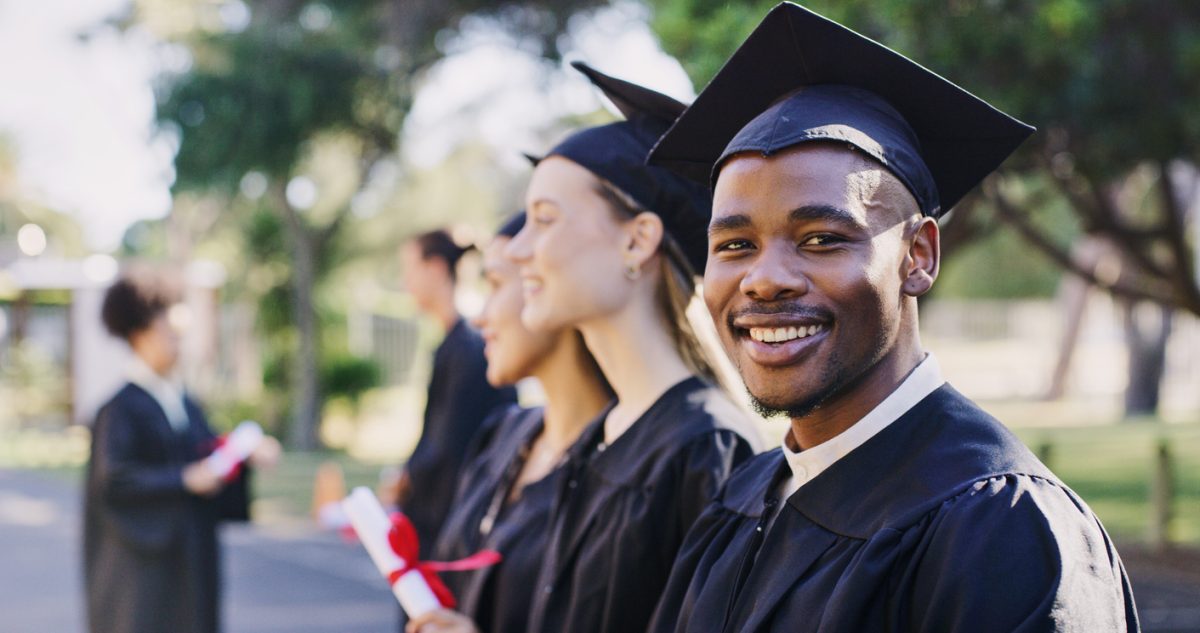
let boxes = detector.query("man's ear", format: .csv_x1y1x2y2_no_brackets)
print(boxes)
624,211,665,268
902,216,939,297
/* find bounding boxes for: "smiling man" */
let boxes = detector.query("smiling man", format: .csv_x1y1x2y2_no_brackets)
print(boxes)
646,4,1139,632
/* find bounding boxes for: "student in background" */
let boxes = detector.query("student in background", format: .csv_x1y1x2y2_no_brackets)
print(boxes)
394,229,517,557
84,272,280,633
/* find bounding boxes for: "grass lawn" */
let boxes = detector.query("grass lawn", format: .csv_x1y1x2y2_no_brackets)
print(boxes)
1012,422,1200,545
5,418,1198,546
250,450,394,523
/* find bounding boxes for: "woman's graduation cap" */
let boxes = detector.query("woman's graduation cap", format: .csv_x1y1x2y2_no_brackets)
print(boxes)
496,211,526,239
648,2,1035,218
533,61,712,274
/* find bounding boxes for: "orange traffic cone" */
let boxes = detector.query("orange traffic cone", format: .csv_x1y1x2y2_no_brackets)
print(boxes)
312,461,349,530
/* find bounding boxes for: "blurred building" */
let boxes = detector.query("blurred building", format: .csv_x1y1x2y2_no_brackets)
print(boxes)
0,253,260,427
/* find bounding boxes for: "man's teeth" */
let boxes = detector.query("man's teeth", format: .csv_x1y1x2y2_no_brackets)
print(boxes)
748,324,822,343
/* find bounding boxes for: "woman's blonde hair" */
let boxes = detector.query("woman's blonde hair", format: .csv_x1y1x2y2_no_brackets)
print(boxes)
592,179,728,391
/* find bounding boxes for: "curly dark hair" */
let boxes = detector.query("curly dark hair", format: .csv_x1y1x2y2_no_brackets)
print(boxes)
100,273,179,341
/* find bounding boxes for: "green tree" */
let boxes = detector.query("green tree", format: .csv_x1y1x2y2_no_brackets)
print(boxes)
152,0,603,449
648,0,1200,416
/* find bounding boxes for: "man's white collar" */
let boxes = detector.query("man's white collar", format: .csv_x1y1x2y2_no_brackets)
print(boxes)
781,354,944,498
127,356,189,431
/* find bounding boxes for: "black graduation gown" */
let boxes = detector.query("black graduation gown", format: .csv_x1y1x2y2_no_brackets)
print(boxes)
433,405,567,633
83,383,250,633
648,384,1140,633
527,377,755,633
403,318,517,557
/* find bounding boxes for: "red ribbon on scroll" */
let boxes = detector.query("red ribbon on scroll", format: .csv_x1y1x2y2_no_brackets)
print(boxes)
207,435,244,483
384,512,502,609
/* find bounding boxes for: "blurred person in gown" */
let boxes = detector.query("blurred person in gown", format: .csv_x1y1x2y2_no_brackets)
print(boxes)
422,212,613,633
391,229,517,557
83,272,281,633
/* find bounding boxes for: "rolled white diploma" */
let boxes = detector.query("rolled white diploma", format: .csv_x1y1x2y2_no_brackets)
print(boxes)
205,421,263,479
342,486,441,618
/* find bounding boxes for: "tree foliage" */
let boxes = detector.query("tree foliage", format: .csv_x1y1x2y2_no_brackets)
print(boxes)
648,0,1200,313
153,0,605,448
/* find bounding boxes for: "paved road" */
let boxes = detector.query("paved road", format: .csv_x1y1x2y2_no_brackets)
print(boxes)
1123,546,1200,633
0,468,395,633
3,467,1199,632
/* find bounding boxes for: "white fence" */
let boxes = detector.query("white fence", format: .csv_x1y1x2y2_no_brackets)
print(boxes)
922,294,1200,415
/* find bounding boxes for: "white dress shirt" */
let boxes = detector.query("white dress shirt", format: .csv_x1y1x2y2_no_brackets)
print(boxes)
779,354,945,500
127,356,190,433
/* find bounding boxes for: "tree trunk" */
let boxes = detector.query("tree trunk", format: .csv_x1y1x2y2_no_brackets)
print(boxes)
10,290,30,344
1045,275,1088,400
1121,299,1173,418
1045,236,1107,400
274,182,323,450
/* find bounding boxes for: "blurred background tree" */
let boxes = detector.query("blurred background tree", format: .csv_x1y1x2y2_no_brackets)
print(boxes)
647,0,1200,418
103,0,1197,446
147,0,605,449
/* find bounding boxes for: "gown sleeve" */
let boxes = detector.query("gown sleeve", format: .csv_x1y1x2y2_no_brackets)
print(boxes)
907,474,1139,632
406,333,511,480
648,497,735,633
91,399,187,504
460,404,517,475
674,429,754,538
186,398,252,522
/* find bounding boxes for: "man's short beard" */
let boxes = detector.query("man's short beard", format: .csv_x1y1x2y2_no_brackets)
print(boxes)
749,363,843,419
743,331,890,421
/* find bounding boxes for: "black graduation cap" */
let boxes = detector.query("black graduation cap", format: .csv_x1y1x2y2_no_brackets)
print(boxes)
534,61,711,274
496,211,526,238
648,2,1035,218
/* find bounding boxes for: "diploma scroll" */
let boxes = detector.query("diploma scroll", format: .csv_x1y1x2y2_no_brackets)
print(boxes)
342,487,443,618
205,421,263,481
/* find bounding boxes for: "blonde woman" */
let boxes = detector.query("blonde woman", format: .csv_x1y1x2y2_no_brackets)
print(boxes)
411,63,757,633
